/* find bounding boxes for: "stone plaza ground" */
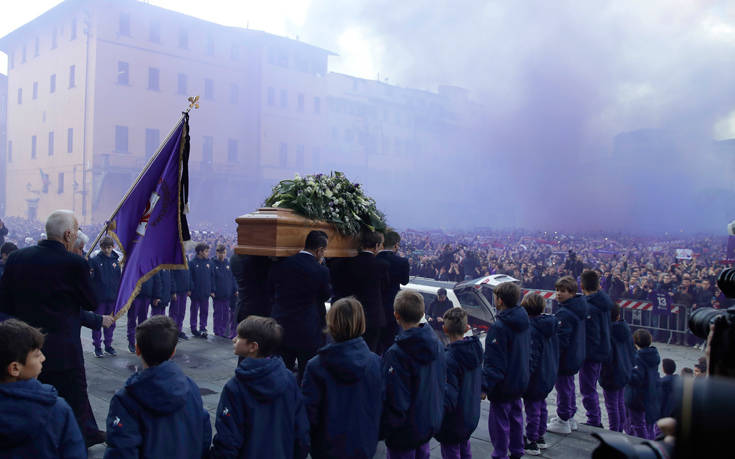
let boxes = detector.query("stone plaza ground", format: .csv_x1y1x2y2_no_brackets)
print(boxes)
83,305,702,458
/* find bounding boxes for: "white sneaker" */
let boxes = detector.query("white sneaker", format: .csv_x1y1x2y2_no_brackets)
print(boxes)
546,417,572,434
570,418,579,431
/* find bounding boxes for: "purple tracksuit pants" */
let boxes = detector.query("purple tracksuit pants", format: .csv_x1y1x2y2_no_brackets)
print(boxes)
554,374,577,421
579,361,602,426
92,301,115,349
190,297,210,332
523,398,548,443
488,398,524,459
212,298,231,337
603,388,626,432
440,440,471,459
628,408,654,439
150,303,167,316
168,293,186,331
127,297,150,346
386,442,430,459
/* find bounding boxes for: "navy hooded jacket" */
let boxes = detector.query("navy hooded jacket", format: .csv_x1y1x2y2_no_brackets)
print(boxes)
659,374,679,418
482,306,530,402
302,337,382,459
585,290,613,363
104,360,212,459
211,357,309,459
381,324,446,450
436,336,483,445
624,346,662,425
152,270,175,306
0,379,85,458
91,251,122,303
556,294,587,375
172,268,191,294
524,314,559,401
190,256,215,301
600,320,635,391
137,276,156,299
212,257,236,300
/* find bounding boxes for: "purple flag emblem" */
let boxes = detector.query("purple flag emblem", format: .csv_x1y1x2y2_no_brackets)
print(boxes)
106,115,191,317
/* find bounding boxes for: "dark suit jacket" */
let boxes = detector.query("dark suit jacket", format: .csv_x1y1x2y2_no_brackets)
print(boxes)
338,251,389,330
230,254,273,321
377,250,410,322
268,252,332,351
0,240,97,371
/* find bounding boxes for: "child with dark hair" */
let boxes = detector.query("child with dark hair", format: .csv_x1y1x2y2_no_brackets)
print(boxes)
680,367,694,377
482,282,530,459
624,329,661,439
521,292,559,455
190,243,215,338
547,276,587,434
105,315,212,457
436,307,483,459
301,297,382,459
212,316,309,458
0,319,86,458
659,358,678,418
600,305,635,432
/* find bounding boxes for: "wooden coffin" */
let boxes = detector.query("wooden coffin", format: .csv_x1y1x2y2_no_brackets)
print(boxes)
235,207,358,257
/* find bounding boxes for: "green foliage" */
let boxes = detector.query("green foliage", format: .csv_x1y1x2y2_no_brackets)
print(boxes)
264,172,387,236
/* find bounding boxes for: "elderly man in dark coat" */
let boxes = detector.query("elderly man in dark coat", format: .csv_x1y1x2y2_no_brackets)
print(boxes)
0,210,101,447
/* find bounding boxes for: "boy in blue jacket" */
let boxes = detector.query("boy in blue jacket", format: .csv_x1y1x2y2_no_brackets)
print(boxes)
659,358,678,418
483,282,530,459
127,276,156,353
521,292,558,455
437,307,483,459
600,305,635,432
579,270,612,428
0,319,86,458
151,270,175,317
190,243,215,338
547,276,587,435
212,245,237,338
624,329,661,440
105,315,211,458
170,267,191,340
381,289,446,458
302,297,382,459
90,236,121,357
211,316,309,458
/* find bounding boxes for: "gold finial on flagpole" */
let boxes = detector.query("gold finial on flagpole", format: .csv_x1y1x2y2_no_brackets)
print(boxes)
185,96,200,113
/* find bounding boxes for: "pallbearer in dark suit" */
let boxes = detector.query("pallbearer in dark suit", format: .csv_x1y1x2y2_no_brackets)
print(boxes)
377,230,410,353
268,231,332,383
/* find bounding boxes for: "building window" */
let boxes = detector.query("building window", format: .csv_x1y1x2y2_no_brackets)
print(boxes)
295,144,304,168
280,90,287,108
204,78,214,100
50,74,56,93
8,52,13,70
227,139,238,162
17,88,22,105
279,143,287,167
314,97,321,114
58,172,64,194
297,93,304,112
7,141,12,163
71,18,77,40
34,37,39,57
267,87,275,106
205,35,214,56
32,81,38,99
67,128,73,153
118,61,129,85
177,73,187,95
119,13,131,36
48,131,54,156
202,136,213,163
68,65,76,88
149,22,161,43
148,67,159,91
51,28,58,49
31,135,37,159
178,29,188,49
145,128,160,159
229,84,238,104
115,126,128,153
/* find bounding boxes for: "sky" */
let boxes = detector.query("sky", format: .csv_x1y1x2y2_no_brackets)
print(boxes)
2,0,735,232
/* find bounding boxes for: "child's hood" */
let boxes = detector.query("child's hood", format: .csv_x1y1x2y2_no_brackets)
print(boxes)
531,313,557,338
611,320,631,342
447,335,483,371
235,357,289,401
561,294,588,321
0,379,57,448
396,324,440,364
498,305,530,333
587,290,613,314
125,360,190,415
318,337,372,383
637,346,661,369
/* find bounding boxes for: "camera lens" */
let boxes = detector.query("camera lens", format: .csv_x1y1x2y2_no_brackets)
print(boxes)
717,268,735,298
688,307,725,339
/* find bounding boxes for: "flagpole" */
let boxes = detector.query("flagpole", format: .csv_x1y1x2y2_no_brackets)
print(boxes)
86,108,190,258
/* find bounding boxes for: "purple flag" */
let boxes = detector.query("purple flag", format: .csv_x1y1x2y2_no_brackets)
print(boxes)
108,115,191,317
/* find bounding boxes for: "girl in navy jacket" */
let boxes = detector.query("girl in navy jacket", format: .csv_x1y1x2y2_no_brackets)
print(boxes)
301,297,383,459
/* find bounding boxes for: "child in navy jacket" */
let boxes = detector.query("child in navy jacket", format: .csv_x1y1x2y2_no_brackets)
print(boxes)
482,282,530,459
105,315,211,458
547,276,587,435
600,305,635,432
302,297,382,459
521,292,558,455
659,358,678,418
624,329,661,440
381,289,446,457
436,307,483,459
0,319,86,458
211,316,309,458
